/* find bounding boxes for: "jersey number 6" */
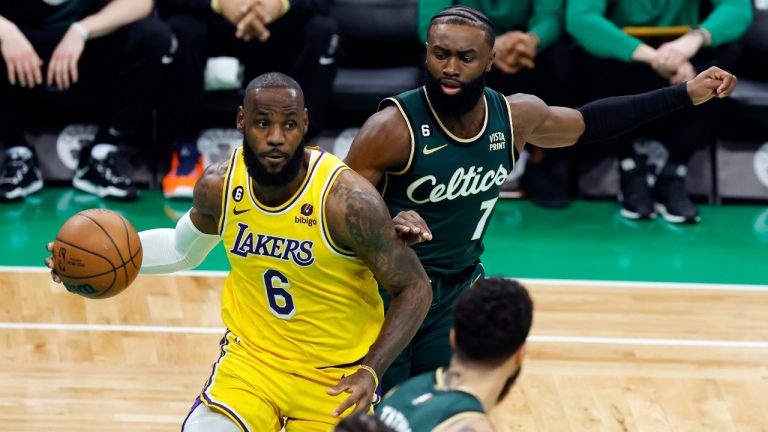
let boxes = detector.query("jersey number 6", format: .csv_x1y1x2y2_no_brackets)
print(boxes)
263,269,295,319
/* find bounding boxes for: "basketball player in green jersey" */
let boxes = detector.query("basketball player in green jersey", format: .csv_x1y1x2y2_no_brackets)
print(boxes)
374,277,532,432
344,5,738,392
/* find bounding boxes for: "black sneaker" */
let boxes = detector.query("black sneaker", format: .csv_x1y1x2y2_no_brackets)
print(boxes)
653,164,700,224
618,157,655,220
73,150,138,200
0,147,43,202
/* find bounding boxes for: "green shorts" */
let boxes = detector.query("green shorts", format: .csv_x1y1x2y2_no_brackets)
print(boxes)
379,262,485,394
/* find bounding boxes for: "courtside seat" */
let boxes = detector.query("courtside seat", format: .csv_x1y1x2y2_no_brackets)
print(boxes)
714,1,768,202
13,86,155,187
715,80,768,202
329,0,422,126
730,78,768,113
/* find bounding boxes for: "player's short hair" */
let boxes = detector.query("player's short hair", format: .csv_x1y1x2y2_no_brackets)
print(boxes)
453,277,533,366
336,413,395,432
244,72,304,105
428,6,495,48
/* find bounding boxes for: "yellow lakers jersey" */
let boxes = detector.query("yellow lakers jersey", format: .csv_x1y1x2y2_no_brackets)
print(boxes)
217,147,384,368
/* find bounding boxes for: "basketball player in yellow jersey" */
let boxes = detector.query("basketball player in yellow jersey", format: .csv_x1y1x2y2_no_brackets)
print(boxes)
45,72,432,432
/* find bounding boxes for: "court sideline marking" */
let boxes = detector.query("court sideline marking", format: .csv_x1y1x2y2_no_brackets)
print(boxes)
2,265,768,292
0,322,766,349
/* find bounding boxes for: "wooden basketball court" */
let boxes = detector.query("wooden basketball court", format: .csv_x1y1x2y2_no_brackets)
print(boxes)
1,269,766,431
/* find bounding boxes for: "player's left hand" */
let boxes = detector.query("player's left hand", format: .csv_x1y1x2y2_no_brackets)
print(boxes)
393,210,432,245
44,241,62,284
327,368,376,417
686,66,738,105
47,25,85,90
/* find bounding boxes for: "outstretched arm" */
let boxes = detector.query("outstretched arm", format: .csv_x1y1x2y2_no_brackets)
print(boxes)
136,161,226,274
511,66,738,150
325,170,432,416
44,161,226,282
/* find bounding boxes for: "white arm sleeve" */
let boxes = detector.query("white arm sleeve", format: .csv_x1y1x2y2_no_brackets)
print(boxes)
138,211,222,275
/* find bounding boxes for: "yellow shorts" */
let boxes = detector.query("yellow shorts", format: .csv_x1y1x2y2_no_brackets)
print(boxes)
195,330,369,432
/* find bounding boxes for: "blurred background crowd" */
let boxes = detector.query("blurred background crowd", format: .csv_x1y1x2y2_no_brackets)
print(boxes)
1,0,766,224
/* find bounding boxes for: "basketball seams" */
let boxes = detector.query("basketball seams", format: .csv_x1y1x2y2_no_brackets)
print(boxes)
115,214,132,285
53,239,119,288
74,213,126,299
129,244,142,270
55,209,142,299
78,213,129,270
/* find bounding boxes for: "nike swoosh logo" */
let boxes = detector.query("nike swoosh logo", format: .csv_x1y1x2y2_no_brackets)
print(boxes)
319,56,335,65
233,207,251,215
423,144,448,155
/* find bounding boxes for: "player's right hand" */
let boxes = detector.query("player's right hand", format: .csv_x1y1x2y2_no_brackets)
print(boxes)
392,210,432,245
327,368,376,417
44,242,62,284
0,22,43,88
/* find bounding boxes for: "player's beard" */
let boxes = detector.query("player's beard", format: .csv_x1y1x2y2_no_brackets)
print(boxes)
497,365,521,403
424,69,487,117
242,138,305,187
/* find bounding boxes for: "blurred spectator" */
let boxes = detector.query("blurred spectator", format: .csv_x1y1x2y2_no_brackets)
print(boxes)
419,0,573,207
0,0,175,202
567,0,752,223
737,0,768,80
156,0,337,199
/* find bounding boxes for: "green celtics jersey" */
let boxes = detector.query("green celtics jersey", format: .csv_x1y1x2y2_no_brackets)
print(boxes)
379,87,517,274
377,368,487,432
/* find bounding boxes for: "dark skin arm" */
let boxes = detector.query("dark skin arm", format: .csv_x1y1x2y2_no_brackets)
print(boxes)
509,66,739,152
344,106,410,188
344,106,432,244
189,160,229,235
325,169,432,417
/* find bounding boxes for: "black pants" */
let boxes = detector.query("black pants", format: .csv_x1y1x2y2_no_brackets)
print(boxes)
576,43,741,166
0,18,174,151
162,12,338,141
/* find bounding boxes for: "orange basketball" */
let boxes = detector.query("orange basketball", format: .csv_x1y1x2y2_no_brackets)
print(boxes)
53,209,143,299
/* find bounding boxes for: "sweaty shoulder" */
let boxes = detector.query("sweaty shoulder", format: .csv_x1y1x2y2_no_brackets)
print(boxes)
344,104,412,186
191,159,229,234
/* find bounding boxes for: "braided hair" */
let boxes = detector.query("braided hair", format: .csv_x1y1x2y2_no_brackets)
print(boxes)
428,5,495,48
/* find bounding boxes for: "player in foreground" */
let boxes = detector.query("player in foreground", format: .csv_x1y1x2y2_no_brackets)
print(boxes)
47,72,432,431
375,277,532,432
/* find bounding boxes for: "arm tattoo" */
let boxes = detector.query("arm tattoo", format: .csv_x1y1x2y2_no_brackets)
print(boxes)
332,179,413,291
193,160,228,219
343,186,387,252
